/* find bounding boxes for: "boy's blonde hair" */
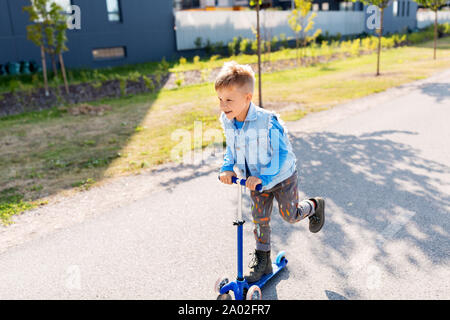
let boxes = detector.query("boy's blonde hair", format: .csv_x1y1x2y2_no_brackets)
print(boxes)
214,61,255,95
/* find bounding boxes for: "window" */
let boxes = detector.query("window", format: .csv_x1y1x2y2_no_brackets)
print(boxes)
322,2,329,11
106,0,122,22
401,1,405,17
92,46,126,60
407,1,410,16
312,3,319,11
339,2,353,11
393,0,398,17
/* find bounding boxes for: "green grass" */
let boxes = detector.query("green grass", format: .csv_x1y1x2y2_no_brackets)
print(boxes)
1,24,447,95
1,36,450,225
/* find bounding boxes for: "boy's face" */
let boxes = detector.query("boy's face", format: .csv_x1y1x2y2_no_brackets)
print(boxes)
217,85,252,121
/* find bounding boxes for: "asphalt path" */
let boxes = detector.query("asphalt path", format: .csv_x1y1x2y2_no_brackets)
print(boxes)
0,68,449,299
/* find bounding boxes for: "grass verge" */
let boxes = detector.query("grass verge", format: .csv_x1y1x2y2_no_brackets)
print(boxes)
1,37,449,224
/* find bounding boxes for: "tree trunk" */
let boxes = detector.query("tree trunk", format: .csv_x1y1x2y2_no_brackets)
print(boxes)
40,45,49,96
256,1,263,108
59,53,69,94
434,9,437,60
50,53,58,79
376,8,384,76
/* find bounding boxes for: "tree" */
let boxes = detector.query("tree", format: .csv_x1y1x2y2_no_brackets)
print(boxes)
23,0,70,95
50,1,70,94
414,0,447,59
288,0,322,66
353,0,390,76
23,0,50,96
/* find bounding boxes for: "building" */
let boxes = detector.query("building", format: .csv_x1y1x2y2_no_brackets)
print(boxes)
0,0,177,69
1,0,419,71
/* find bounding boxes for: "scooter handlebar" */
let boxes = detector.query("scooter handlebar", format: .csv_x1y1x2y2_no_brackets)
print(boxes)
218,175,263,192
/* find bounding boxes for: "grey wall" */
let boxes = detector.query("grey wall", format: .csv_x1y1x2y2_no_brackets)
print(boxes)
0,0,178,69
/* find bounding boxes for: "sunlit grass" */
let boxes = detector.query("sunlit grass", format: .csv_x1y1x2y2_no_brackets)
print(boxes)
1,36,449,224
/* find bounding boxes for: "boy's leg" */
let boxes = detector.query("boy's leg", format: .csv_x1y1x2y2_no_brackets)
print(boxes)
245,189,274,283
273,171,315,223
249,190,275,252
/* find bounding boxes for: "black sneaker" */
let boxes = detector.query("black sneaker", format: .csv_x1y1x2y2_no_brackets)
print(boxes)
308,197,325,233
244,250,273,283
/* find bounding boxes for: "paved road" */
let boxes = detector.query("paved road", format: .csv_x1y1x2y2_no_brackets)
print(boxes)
1,69,449,300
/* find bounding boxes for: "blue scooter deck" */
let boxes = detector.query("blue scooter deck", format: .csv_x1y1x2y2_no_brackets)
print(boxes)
248,258,288,288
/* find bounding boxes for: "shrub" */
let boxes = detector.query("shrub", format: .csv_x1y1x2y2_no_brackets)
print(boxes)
179,56,187,65
271,35,279,51
251,39,258,54
228,36,242,56
142,75,155,92
209,54,220,62
194,37,203,49
350,38,361,56
211,41,224,56
204,39,213,55
320,40,333,60
239,38,252,54
361,36,378,51
175,72,184,88
279,33,288,49
339,39,352,54
381,37,395,49
127,71,142,82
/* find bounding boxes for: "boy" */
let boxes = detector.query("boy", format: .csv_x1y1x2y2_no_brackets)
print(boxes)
217,61,325,282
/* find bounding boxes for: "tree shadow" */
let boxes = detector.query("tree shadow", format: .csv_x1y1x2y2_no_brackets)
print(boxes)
416,82,450,103
324,290,348,300
268,130,450,296
153,127,450,298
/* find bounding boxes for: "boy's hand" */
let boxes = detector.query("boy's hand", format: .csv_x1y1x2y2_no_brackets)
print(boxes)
246,176,262,191
219,171,237,185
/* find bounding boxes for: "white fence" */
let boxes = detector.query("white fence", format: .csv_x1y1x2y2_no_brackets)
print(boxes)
174,10,366,51
417,10,450,29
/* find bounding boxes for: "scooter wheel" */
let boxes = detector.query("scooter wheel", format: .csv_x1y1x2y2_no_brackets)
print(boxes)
214,276,230,294
275,251,286,266
246,285,262,300
217,293,232,300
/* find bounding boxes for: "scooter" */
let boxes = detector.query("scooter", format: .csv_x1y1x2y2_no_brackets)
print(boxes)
215,176,288,300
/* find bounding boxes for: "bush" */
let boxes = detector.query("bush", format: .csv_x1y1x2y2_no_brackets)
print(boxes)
228,36,242,56
381,37,395,49
209,54,220,62
179,56,187,65
271,35,279,51
279,33,288,49
320,40,333,60
194,37,202,49
438,22,450,37
204,39,213,55
339,39,352,54
212,41,225,56
239,38,252,55
350,38,361,56
361,36,378,51
251,39,258,54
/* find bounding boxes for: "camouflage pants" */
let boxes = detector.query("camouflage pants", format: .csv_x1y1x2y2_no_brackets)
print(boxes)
250,170,314,251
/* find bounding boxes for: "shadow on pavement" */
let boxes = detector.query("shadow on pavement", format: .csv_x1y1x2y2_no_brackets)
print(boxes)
269,130,450,298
